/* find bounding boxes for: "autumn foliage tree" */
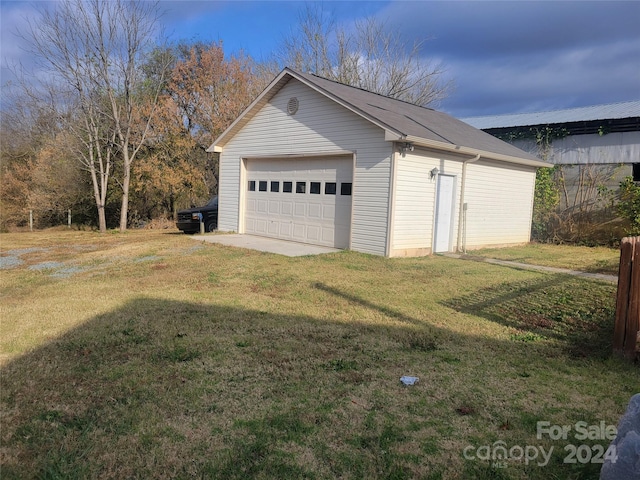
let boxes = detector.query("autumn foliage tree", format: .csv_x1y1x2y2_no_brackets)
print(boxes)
130,94,209,220
0,89,94,230
168,42,267,148
129,41,270,218
0,92,43,230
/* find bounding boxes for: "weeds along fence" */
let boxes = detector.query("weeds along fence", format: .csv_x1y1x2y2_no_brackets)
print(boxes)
614,236,640,360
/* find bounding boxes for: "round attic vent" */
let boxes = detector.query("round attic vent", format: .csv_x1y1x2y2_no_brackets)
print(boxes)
287,97,299,115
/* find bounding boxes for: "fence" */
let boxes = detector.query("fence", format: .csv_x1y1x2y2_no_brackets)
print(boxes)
614,236,640,360
26,209,73,231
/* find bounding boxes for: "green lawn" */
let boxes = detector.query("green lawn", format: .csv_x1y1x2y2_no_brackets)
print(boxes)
1,231,637,479
473,243,621,276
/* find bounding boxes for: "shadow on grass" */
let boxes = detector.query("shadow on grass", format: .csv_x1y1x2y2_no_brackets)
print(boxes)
313,282,425,327
583,259,620,276
0,289,625,479
441,274,617,358
1,297,443,479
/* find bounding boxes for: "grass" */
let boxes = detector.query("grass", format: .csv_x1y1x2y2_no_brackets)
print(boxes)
472,243,620,276
1,230,637,479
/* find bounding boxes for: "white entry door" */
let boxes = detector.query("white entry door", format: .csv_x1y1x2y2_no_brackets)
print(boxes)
244,156,352,248
433,174,455,253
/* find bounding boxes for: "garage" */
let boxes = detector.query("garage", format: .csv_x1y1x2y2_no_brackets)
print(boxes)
209,68,549,256
244,155,353,248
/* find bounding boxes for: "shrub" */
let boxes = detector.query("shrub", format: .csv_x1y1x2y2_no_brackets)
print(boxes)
531,166,560,241
617,176,640,236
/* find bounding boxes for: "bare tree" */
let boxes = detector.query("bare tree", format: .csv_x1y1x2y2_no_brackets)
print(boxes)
23,0,170,232
279,4,451,107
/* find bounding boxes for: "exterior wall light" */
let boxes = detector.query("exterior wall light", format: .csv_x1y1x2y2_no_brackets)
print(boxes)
399,142,414,154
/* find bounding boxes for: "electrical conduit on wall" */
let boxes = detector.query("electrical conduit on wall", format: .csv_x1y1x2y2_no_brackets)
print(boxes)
457,154,480,253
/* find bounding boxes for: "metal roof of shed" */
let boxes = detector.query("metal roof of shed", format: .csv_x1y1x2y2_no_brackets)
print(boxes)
461,100,640,130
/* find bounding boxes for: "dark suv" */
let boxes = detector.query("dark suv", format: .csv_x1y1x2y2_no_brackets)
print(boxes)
176,197,218,234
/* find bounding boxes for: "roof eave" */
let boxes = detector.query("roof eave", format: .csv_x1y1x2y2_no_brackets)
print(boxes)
387,133,551,168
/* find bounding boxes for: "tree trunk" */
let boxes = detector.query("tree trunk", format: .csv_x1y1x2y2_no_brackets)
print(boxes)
119,160,131,231
97,205,107,232
89,162,108,233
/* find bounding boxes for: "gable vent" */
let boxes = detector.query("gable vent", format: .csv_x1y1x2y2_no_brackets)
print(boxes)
287,97,299,115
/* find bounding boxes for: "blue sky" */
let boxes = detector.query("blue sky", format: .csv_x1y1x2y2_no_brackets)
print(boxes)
2,1,639,118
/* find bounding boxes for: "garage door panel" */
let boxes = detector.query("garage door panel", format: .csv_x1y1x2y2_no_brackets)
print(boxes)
293,224,305,240
255,219,268,233
322,205,335,219
307,225,321,241
308,203,322,219
322,228,335,243
256,199,268,214
245,156,352,248
293,203,306,217
268,221,279,235
279,223,292,237
281,201,293,215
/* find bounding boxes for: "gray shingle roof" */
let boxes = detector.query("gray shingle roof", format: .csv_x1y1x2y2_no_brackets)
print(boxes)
461,100,640,130
293,70,544,164
211,68,548,166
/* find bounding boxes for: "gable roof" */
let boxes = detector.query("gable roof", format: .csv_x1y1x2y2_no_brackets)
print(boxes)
461,100,640,130
208,68,549,168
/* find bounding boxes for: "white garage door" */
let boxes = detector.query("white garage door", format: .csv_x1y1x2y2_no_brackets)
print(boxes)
245,156,352,248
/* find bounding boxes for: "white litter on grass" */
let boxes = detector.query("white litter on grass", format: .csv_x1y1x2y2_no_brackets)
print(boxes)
400,376,419,386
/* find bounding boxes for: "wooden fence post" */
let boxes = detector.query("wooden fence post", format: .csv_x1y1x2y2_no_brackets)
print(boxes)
614,237,640,360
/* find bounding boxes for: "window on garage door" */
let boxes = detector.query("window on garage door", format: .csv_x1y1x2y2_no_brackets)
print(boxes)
325,182,336,195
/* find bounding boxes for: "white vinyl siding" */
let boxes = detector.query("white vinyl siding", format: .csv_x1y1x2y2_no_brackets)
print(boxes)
392,154,433,250
217,78,392,255
463,160,536,248
391,150,463,254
